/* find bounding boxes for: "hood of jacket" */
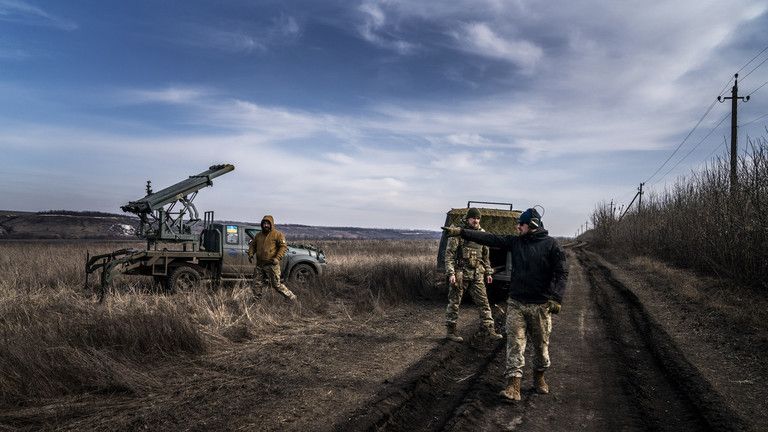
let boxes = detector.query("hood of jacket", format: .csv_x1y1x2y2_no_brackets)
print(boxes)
261,215,275,231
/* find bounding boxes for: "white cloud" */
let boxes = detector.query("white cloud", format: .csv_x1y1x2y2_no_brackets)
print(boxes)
0,0,76,30
174,15,302,54
452,22,542,70
118,87,209,105
357,1,417,54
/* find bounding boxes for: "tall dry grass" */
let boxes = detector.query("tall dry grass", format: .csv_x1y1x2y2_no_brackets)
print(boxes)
590,138,768,289
0,239,439,404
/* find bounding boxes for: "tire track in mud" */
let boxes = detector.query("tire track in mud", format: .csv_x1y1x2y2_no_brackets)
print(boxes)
576,248,749,432
339,247,749,431
336,331,504,432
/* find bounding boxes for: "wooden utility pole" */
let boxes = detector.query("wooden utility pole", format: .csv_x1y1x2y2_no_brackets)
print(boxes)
638,183,645,212
718,73,750,190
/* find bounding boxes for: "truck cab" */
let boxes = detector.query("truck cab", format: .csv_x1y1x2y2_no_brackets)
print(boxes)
202,223,326,283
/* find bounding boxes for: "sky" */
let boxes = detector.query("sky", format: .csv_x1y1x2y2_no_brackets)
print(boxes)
2,0,768,236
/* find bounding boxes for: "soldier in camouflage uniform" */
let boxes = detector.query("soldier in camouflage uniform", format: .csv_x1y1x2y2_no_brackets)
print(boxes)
443,208,568,401
444,208,503,342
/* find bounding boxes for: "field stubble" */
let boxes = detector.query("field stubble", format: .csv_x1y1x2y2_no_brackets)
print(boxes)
0,239,440,406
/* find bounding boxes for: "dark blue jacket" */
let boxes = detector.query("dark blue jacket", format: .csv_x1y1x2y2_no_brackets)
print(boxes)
460,228,568,304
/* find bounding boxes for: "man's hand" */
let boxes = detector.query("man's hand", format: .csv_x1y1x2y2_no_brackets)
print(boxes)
448,274,457,286
271,258,280,265
486,275,493,284
546,300,561,314
248,255,253,263
441,226,462,237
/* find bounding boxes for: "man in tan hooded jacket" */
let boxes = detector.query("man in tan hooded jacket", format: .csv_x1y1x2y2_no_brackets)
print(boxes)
247,215,297,301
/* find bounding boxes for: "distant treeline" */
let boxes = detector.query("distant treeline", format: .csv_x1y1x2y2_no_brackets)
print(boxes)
590,137,768,290
36,210,128,218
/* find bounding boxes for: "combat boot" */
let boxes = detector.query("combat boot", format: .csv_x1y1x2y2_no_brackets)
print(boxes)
445,323,464,343
484,323,503,340
499,376,522,401
534,370,549,394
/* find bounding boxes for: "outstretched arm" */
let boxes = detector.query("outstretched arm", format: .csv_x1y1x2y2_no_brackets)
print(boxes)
460,229,515,249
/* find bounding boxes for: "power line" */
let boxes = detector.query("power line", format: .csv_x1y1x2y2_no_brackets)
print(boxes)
736,44,768,75
652,112,730,187
740,111,768,127
621,46,768,212
740,54,768,81
643,98,718,184
717,76,735,97
746,78,768,97
704,136,729,162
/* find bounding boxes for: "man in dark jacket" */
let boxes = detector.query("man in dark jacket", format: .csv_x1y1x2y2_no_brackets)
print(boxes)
443,208,568,401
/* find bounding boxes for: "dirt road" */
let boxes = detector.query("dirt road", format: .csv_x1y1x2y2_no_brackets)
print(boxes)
2,246,762,431
337,246,754,432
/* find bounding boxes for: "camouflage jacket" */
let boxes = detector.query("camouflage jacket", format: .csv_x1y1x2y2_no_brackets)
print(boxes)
444,222,493,276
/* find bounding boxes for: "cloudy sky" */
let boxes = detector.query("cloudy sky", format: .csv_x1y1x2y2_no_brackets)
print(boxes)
2,1,768,236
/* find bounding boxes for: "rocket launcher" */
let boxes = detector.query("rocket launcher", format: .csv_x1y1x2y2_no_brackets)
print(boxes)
121,164,235,244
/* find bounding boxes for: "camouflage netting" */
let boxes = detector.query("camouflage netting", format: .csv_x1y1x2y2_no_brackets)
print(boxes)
445,207,522,235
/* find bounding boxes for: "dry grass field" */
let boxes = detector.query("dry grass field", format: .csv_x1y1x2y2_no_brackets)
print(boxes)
2,239,767,431
0,239,440,407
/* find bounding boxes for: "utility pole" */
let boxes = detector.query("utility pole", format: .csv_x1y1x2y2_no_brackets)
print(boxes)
718,73,750,190
638,183,645,213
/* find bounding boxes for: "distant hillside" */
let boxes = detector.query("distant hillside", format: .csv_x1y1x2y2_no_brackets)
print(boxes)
0,211,440,241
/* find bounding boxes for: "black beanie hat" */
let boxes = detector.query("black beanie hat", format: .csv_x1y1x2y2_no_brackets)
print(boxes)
518,208,542,229
466,207,481,219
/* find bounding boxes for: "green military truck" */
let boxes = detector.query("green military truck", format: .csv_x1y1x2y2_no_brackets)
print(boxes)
437,201,522,303
85,164,326,297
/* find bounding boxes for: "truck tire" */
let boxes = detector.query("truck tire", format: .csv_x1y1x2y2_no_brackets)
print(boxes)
288,263,316,285
167,266,201,293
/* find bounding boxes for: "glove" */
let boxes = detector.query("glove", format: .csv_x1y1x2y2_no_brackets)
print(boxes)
441,226,462,237
546,300,561,314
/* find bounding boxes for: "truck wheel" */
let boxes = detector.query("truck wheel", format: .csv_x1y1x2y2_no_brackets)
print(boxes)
288,263,316,284
168,266,201,293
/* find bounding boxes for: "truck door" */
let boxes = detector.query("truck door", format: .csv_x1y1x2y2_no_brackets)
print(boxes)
222,225,248,277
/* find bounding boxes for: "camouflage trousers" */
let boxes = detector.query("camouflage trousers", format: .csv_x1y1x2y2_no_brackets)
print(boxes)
252,263,296,300
445,270,494,327
504,298,552,378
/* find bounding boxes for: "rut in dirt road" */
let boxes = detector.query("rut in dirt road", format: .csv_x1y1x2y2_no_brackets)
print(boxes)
338,247,751,432
576,247,749,432
337,331,504,432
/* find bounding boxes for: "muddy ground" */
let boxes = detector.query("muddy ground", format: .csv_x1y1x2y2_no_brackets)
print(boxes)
1,245,765,431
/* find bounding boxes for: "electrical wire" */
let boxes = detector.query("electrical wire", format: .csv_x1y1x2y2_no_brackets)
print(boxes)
718,76,734,98
740,112,768,127
652,112,730,187
746,78,768,97
736,44,768,75
706,136,728,160
643,97,718,184
740,54,768,82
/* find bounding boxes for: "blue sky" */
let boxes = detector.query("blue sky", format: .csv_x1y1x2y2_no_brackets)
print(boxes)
2,1,768,236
